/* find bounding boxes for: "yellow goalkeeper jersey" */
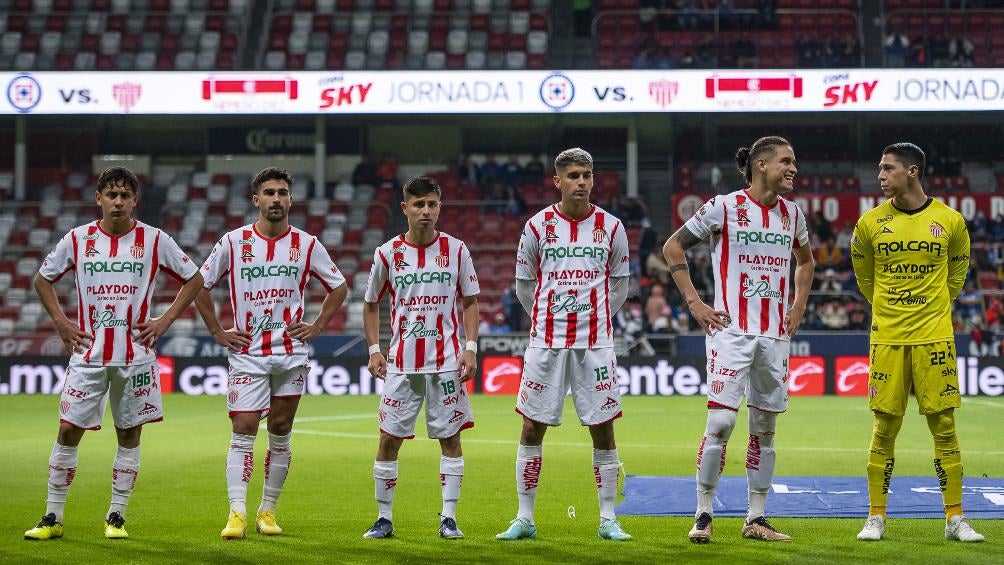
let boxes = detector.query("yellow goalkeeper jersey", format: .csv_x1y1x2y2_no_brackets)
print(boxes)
851,197,970,345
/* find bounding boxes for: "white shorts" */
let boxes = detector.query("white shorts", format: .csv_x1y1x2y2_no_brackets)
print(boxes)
227,353,308,417
378,371,474,440
516,347,622,426
59,361,163,430
705,331,790,413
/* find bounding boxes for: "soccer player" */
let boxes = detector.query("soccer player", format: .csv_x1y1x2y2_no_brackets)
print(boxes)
852,143,983,542
496,148,632,542
663,136,813,543
25,167,203,540
361,176,480,540
196,167,347,540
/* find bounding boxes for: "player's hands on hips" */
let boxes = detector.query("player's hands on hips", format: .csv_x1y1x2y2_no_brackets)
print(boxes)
134,317,172,347
368,352,388,380
688,299,730,335
785,303,807,337
287,322,321,342
56,318,92,354
211,327,252,353
458,350,477,383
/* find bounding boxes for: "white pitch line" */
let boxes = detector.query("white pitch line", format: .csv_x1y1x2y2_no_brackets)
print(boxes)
963,398,1004,408
293,414,375,423
289,428,1004,456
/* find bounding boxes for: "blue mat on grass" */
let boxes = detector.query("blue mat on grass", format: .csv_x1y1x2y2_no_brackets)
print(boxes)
616,476,1004,518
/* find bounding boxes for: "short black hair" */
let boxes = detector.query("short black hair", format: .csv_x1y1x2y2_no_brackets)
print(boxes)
882,142,926,180
251,167,294,194
735,136,792,184
402,176,442,200
96,166,139,194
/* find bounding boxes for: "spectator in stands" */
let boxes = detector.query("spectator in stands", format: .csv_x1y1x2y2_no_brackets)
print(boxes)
812,211,834,242
840,34,860,66
985,298,1003,332
573,0,592,37
990,213,1004,242
615,297,645,342
718,0,737,29
352,154,379,187
818,268,842,292
500,155,524,187
487,312,511,334
689,252,714,296
969,317,990,356
523,155,545,183
958,280,983,316
819,301,849,330
678,0,699,30
605,195,624,220
847,304,869,331
646,247,674,287
815,236,843,271
970,210,989,241
908,35,930,67
735,34,758,68
797,34,821,67
819,36,839,67
502,281,524,332
644,284,672,333
948,35,974,67
457,154,480,187
885,28,910,67
504,185,527,217
479,154,500,189
375,154,399,189
758,0,777,29
835,221,854,251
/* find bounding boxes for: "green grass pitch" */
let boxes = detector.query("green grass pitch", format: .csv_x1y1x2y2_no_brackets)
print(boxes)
1,394,1002,564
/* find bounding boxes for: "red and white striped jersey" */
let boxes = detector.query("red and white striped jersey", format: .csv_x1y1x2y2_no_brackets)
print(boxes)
365,232,480,374
516,204,630,349
38,220,198,366
200,224,346,357
683,189,810,339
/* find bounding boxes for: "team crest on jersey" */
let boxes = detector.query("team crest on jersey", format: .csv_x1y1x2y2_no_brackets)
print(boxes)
435,253,450,268
60,400,70,414
592,227,607,243
781,213,791,231
710,380,724,395
228,390,239,405
929,221,945,238
129,245,144,259
289,246,301,261
84,247,100,257
736,210,751,227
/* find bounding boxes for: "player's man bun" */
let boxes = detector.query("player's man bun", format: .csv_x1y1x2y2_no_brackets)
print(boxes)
735,136,791,184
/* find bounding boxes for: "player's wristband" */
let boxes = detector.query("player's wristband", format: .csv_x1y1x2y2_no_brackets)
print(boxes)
368,344,381,356
465,340,478,354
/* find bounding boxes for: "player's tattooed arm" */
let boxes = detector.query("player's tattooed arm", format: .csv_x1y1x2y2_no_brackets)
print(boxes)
669,226,703,250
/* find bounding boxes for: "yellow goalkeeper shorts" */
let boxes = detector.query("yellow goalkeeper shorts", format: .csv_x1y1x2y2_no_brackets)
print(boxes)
868,340,961,416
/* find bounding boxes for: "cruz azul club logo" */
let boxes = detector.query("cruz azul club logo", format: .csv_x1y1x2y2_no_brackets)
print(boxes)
6,74,42,113
539,73,574,111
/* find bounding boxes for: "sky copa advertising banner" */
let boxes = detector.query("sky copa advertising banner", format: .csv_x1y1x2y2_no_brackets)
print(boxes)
1,356,1002,397
4,69,1004,115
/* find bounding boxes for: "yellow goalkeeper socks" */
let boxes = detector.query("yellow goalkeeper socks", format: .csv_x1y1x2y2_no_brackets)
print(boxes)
926,410,964,521
866,411,903,510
